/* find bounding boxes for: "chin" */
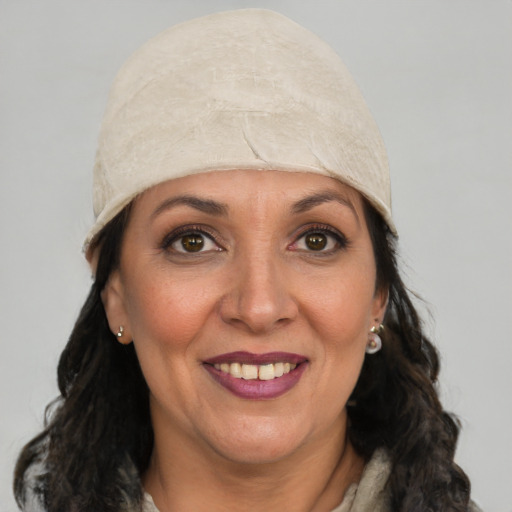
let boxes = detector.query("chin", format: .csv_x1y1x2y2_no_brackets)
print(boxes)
204,416,309,465
214,439,302,466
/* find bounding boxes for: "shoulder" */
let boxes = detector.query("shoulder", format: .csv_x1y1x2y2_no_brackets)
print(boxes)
141,492,160,512
330,448,391,512
331,449,483,512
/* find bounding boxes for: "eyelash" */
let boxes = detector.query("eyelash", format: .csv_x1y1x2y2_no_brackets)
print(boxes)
159,223,349,255
290,224,349,254
160,225,222,254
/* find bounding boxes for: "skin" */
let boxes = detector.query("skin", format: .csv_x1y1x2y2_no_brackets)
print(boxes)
102,170,387,512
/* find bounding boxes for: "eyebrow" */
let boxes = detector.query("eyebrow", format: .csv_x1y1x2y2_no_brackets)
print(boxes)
150,189,358,221
151,195,229,219
291,190,359,220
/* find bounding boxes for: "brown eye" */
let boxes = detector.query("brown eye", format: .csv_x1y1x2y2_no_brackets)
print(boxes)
181,234,205,252
305,233,327,251
166,228,221,255
291,227,346,254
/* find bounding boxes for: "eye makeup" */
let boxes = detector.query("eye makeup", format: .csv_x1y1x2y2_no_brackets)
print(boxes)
159,224,224,255
288,223,350,255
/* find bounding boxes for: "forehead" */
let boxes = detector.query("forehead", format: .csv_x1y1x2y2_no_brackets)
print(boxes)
134,169,365,215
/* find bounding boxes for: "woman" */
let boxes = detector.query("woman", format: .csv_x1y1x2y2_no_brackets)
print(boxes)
14,9,480,512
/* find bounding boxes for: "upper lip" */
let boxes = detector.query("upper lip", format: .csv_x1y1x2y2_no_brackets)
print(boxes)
204,351,307,366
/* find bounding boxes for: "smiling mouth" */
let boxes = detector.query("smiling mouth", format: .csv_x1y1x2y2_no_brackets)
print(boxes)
203,351,308,398
203,351,309,398
211,362,298,381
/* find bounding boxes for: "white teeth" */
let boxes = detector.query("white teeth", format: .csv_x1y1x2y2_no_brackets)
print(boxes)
274,362,284,378
241,364,258,380
258,364,275,381
213,361,299,380
230,362,242,378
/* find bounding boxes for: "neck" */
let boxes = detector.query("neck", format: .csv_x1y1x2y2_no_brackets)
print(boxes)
143,411,365,512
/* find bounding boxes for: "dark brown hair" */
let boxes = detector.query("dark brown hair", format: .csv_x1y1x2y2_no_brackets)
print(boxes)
14,201,471,511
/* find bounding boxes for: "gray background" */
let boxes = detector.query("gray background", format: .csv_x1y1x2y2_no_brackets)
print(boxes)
1,1,511,511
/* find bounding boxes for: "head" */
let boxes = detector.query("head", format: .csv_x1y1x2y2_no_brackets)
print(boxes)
83,6,397,468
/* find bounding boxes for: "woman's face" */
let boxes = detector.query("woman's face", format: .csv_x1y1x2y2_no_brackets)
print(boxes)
103,170,387,464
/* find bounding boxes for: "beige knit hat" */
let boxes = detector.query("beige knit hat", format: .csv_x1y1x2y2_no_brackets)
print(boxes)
85,8,394,249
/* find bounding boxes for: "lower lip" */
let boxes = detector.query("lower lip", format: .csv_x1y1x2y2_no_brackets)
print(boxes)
203,363,308,400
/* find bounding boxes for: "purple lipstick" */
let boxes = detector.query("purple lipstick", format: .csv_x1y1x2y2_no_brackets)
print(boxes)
203,351,308,400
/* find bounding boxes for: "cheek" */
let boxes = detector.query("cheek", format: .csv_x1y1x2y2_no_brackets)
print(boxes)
301,270,376,344
122,273,217,416
124,272,217,351
297,261,376,410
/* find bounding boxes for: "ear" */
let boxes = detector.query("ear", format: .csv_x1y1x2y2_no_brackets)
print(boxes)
101,270,132,344
370,286,389,327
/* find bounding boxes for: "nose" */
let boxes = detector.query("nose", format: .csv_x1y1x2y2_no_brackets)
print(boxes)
220,253,298,334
